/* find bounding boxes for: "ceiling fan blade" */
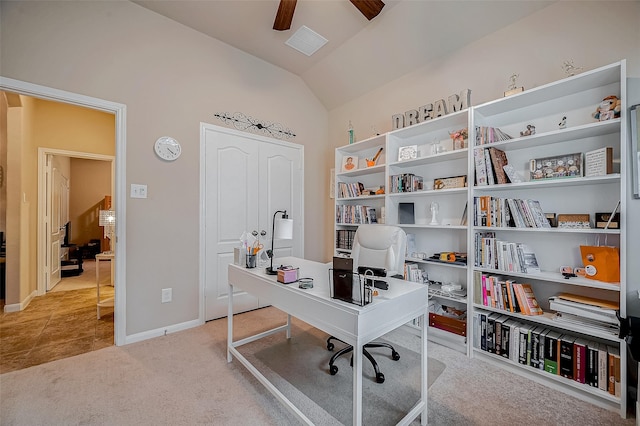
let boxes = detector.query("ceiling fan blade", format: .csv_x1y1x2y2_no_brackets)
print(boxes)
273,0,297,31
349,0,385,21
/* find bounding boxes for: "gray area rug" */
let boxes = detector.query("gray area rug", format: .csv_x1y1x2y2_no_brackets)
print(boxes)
248,327,445,425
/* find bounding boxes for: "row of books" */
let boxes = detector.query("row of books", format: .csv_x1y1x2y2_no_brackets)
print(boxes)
473,311,621,396
337,181,365,198
389,173,423,193
477,273,543,315
335,229,356,250
474,232,541,274
404,262,426,283
474,126,513,146
335,205,377,224
474,146,514,186
474,196,551,228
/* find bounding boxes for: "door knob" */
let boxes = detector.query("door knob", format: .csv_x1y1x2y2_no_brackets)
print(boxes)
260,230,267,237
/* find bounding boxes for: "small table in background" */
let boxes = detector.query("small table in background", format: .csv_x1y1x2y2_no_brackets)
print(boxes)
95,252,115,319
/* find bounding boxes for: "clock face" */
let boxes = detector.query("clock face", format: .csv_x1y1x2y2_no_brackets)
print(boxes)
154,136,181,161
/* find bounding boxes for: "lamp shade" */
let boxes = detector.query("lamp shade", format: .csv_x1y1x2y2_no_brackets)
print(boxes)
99,210,115,227
274,218,293,239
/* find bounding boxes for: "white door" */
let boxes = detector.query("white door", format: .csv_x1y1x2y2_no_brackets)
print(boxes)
203,124,303,320
47,167,68,291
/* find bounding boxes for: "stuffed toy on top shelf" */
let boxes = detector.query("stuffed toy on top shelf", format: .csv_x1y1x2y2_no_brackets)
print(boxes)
593,95,621,121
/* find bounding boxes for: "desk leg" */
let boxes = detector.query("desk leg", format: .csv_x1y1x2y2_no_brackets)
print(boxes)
227,283,234,363
421,310,428,425
353,340,363,425
286,314,291,339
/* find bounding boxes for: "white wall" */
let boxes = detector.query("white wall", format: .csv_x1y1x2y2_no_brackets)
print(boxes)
0,1,329,336
327,2,640,312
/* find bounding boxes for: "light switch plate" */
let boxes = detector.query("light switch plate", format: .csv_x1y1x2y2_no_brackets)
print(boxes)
131,184,148,199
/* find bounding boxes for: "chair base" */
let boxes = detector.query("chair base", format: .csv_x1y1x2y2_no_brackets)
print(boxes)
327,336,400,384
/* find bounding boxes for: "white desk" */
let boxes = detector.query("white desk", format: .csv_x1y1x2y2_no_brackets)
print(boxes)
227,256,429,425
95,252,114,319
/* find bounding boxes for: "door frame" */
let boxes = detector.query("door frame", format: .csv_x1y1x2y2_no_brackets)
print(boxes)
37,148,115,294
0,76,127,346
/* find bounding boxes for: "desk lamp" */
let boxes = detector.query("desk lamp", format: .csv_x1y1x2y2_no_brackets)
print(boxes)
266,210,293,275
99,209,115,253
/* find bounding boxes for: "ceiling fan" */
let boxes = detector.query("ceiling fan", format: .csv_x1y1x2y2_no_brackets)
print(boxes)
273,0,385,31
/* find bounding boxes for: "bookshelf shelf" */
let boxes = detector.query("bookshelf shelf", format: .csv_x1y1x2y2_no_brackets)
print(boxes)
473,174,620,192
473,350,621,404
334,60,626,416
337,164,385,177
473,226,620,235
472,305,620,342
473,267,621,290
337,194,386,202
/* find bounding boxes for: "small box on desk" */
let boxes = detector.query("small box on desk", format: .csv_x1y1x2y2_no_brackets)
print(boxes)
277,266,298,284
429,313,467,337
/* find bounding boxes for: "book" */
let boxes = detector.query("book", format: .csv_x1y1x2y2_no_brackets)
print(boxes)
513,283,543,315
586,341,599,388
488,147,510,184
573,337,588,384
398,202,415,224
502,164,523,183
518,244,541,274
538,328,550,370
585,146,613,177
518,324,530,365
530,326,544,368
544,330,562,374
484,149,495,185
608,346,621,396
559,335,576,379
597,343,609,391
474,148,488,186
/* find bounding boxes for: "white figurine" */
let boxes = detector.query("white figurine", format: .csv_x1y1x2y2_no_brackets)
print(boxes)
429,202,439,225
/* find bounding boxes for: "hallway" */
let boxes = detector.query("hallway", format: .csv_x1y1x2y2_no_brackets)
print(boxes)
0,260,114,373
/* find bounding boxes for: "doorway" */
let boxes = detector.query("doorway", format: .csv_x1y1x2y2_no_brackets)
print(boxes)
0,77,126,350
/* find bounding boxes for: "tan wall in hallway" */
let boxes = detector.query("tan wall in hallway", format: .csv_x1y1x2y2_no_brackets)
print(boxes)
70,158,112,246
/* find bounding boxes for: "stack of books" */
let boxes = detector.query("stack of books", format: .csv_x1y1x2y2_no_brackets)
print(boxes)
549,293,619,333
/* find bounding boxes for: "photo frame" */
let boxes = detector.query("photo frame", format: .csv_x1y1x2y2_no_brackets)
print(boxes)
398,145,418,162
341,155,358,172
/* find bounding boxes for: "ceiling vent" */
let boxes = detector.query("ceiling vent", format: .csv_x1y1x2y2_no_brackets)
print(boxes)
285,25,328,56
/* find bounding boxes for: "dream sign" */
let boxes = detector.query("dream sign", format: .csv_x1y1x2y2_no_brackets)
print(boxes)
391,89,471,130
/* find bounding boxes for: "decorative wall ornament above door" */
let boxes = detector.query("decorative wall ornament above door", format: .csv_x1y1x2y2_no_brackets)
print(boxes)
214,112,296,140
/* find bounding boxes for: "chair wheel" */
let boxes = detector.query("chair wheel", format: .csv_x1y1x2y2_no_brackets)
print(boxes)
327,342,334,351
376,372,385,384
392,351,400,361
330,365,338,375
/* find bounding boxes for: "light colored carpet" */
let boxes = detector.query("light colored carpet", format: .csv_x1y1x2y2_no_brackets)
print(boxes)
0,306,634,425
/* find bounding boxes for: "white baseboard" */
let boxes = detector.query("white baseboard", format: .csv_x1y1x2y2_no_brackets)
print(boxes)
3,290,38,313
123,318,203,345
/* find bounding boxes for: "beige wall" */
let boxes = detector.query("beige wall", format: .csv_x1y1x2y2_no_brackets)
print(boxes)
0,1,328,336
327,1,640,312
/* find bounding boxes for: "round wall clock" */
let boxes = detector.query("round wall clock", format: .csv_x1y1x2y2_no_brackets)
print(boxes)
154,136,182,161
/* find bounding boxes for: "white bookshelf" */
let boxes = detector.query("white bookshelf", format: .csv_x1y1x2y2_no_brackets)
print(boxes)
333,60,627,416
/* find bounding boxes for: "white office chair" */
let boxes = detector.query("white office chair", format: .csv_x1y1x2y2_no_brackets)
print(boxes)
327,224,407,383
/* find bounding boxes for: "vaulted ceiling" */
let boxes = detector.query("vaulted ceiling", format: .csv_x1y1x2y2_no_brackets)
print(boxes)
133,0,554,110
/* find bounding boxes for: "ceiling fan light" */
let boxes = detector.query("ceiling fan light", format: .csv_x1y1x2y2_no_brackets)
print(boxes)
285,25,328,56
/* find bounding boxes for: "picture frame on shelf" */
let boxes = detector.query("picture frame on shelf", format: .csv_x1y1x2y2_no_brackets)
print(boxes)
398,145,418,162
529,152,583,181
341,155,358,172
434,175,467,190
557,214,590,229
585,147,613,177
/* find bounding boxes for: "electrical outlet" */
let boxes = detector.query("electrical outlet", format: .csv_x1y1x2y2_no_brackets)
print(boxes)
161,288,172,303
